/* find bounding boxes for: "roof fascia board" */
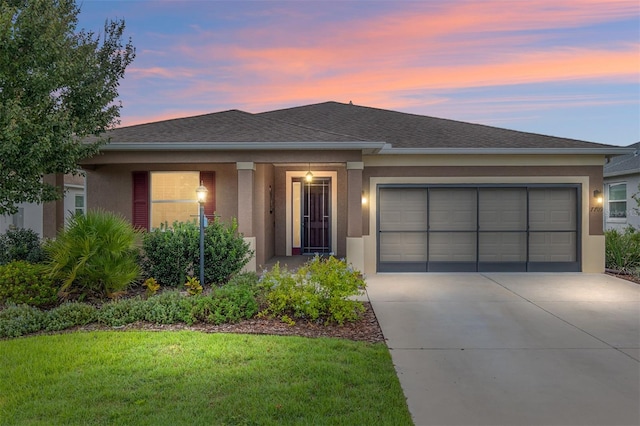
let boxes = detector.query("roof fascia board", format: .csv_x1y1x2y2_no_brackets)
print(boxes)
99,141,386,153
378,147,635,155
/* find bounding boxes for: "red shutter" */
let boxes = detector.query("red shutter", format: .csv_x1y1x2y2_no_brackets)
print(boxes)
132,171,149,230
199,171,215,219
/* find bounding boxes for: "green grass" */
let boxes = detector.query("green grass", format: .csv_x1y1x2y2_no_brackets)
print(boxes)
0,331,412,425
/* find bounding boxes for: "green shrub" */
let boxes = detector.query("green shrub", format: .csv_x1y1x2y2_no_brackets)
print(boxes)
0,304,46,338
202,218,253,285
140,221,198,287
45,302,96,331
44,210,141,300
605,227,640,273
141,219,254,287
259,256,366,325
0,228,46,265
0,261,58,308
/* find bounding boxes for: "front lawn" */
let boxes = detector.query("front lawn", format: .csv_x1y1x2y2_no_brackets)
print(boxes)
0,331,412,425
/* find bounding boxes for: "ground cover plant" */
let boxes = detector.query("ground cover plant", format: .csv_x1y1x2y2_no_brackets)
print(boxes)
605,227,640,274
0,331,413,425
0,274,261,338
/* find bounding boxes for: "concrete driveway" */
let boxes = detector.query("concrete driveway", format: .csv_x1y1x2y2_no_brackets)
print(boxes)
366,273,640,426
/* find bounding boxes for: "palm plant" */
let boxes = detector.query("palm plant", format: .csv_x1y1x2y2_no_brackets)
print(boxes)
45,210,140,299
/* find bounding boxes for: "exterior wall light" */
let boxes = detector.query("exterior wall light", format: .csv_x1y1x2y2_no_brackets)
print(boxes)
362,191,367,204
593,189,603,205
305,163,313,183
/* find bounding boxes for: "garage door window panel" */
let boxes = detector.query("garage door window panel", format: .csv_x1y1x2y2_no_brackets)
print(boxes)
379,188,428,231
380,233,428,262
529,188,576,231
429,232,476,262
429,188,476,231
479,188,526,231
379,188,428,263
478,188,527,264
479,232,527,262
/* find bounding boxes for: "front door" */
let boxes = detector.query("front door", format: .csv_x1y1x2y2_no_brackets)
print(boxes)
303,177,331,254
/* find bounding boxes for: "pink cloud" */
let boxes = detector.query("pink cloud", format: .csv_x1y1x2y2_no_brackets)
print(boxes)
117,0,638,126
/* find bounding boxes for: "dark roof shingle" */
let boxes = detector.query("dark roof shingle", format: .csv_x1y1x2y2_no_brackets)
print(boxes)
259,101,613,149
97,100,619,151
96,109,364,143
604,142,640,176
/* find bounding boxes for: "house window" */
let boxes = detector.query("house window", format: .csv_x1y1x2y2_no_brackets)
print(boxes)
132,171,215,230
12,207,24,228
608,183,627,219
150,172,200,229
75,194,85,216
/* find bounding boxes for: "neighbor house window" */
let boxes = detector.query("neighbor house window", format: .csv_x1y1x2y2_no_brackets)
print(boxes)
131,171,215,230
608,183,627,219
74,194,85,216
12,207,24,228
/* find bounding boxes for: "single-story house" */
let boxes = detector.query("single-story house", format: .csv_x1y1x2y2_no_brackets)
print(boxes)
0,173,85,238
603,141,640,231
79,101,632,274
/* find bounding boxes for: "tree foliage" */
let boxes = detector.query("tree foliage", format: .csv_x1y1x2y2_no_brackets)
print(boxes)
0,0,135,214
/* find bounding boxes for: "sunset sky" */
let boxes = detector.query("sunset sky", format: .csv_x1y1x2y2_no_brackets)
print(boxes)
78,0,639,146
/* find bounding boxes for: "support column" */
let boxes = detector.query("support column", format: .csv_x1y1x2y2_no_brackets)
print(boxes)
346,162,364,272
236,162,256,272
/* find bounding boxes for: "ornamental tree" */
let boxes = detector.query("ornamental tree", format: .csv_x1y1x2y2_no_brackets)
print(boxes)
0,0,135,214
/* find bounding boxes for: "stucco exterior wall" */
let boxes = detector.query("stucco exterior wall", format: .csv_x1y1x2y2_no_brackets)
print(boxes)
254,163,275,267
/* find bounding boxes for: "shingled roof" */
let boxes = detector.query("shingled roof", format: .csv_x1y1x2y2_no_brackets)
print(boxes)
96,100,627,154
604,142,640,177
94,109,364,143
259,101,613,150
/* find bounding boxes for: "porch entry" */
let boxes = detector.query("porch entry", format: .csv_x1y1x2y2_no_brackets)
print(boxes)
292,177,332,254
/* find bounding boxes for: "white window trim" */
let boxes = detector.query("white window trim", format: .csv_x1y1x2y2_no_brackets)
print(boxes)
606,181,627,222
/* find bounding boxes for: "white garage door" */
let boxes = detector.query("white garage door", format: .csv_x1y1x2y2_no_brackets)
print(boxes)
378,185,579,272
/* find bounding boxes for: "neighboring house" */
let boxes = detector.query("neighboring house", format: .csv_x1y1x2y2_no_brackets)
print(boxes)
603,141,640,231
80,101,631,274
0,174,85,238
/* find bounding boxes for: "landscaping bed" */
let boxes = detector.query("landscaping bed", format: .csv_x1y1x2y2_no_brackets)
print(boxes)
38,301,385,343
